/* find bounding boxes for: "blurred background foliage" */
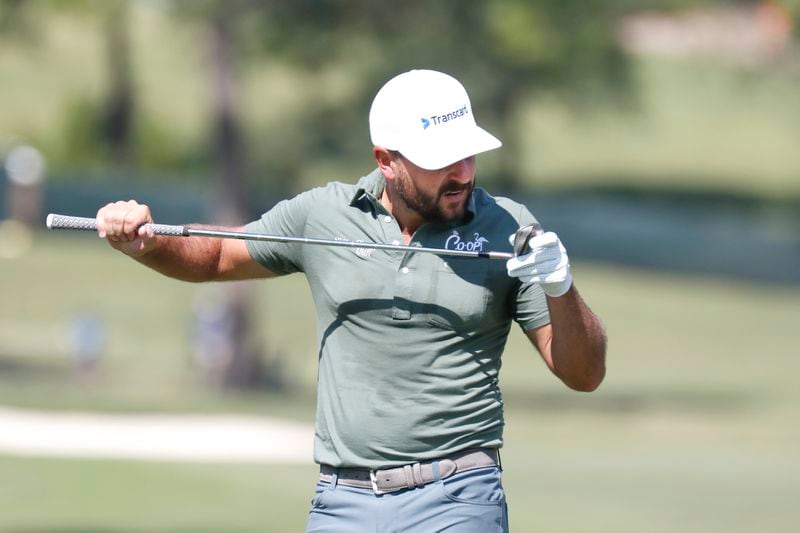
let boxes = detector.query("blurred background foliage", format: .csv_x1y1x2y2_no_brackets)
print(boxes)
1,0,798,198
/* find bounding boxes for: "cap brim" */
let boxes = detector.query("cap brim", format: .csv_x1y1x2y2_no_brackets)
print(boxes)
400,126,502,170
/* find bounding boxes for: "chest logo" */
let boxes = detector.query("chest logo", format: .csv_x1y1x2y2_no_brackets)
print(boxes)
444,230,489,252
335,237,374,258
354,246,374,258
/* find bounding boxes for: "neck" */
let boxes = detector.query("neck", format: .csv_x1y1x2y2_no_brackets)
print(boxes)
380,186,423,243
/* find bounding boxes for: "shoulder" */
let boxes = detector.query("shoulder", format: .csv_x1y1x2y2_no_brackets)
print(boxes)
294,180,355,202
275,180,359,214
472,188,538,227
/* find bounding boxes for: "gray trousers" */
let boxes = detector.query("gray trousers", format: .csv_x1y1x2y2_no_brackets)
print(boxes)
306,465,509,532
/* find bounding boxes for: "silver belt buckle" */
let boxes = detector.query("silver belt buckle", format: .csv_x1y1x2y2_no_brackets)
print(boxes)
369,469,385,495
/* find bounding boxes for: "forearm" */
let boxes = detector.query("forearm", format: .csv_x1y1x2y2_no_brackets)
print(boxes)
132,226,226,282
96,201,270,282
546,285,607,391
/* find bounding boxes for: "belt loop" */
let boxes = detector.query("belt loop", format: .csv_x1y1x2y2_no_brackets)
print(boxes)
497,449,503,471
329,469,339,489
432,460,441,483
412,462,423,488
403,464,414,489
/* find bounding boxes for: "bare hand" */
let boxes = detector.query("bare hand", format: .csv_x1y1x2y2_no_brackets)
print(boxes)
96,200,158,257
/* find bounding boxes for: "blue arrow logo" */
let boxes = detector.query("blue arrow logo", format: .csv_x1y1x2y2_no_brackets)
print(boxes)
421,117,430,129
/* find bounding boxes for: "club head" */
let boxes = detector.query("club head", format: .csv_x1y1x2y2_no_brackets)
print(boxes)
513,223,543,256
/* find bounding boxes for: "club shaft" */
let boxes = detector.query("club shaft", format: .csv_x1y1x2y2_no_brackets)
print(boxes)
46,213,515,260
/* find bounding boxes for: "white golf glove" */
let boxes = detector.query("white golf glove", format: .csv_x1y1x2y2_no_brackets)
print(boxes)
506,231,572,297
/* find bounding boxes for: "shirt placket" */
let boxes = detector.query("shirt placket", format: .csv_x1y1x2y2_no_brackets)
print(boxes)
375,212,425,321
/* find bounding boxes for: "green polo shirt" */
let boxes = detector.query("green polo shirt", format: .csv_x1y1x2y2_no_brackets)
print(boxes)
245,169,549,468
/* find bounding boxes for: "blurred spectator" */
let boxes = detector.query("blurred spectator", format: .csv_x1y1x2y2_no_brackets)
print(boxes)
1,143,44,259
4,143,45,226
68,311,106,380
190,285,237,385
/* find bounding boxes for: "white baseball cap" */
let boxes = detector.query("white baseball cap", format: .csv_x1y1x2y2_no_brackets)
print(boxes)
369,69,502,170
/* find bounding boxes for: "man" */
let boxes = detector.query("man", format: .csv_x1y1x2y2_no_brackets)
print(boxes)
96,69,606,532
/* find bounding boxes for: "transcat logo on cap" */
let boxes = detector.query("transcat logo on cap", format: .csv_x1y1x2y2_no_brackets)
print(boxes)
420,105,469,130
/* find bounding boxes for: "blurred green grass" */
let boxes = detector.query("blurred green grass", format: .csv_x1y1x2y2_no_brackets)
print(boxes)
523,57,800,198
0,457,318,533
1,233,799,532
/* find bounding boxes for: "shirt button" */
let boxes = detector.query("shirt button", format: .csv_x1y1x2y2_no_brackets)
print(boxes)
401,267,410,274
383,216,392,223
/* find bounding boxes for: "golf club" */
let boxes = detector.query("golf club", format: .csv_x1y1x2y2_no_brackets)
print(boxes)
46,213,542,260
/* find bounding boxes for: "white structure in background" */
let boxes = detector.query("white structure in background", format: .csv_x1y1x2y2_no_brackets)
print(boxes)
0,407,314,463
618,1,794,65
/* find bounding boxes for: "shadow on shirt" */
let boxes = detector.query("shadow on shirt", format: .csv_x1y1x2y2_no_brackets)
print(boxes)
317,294,505,362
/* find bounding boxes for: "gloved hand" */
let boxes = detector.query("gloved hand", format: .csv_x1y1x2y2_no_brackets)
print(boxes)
506,231,572,297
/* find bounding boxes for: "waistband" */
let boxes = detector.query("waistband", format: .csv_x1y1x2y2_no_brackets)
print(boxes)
319,448,499,495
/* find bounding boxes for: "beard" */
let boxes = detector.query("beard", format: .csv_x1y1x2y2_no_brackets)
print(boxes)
393,166,474,225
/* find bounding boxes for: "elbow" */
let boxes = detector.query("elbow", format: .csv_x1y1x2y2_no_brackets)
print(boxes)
567,370,605,392
570,334,608,392
561,361,606,393
551,331,608,392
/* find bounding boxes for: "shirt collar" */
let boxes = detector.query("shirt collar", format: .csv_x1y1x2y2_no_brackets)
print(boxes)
349,168,477,223
349,168,386,211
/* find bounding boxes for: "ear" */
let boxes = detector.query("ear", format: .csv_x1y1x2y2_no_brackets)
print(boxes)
373,146,399,181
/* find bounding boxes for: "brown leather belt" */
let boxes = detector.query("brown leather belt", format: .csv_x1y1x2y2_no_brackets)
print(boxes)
319,448,499,494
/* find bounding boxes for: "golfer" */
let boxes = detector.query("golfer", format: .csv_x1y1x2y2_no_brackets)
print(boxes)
96,69,606,532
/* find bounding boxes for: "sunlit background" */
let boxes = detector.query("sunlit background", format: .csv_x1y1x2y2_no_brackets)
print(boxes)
1,1,799,532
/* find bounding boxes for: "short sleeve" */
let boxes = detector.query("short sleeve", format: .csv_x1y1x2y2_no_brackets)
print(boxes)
244,188,320,274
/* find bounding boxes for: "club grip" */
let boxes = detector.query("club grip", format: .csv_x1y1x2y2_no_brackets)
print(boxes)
46,214,188,237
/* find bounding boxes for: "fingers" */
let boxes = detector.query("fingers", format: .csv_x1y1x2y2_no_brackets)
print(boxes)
507,233,564,271
506,229,573,296
138,225,155,240
515,264,571,285
506,232,569,276
526,232,559,251
507,230,558,252
96,200,153,244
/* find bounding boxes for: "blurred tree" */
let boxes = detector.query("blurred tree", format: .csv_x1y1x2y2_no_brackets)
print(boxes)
170,0,271,390
0,0,35,41
238,0,634,191
206,1,267,389
207,1,249,224
1,0,137,169
101,0,135,167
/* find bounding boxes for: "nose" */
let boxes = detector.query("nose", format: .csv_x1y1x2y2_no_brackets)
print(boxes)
446,156,475,183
